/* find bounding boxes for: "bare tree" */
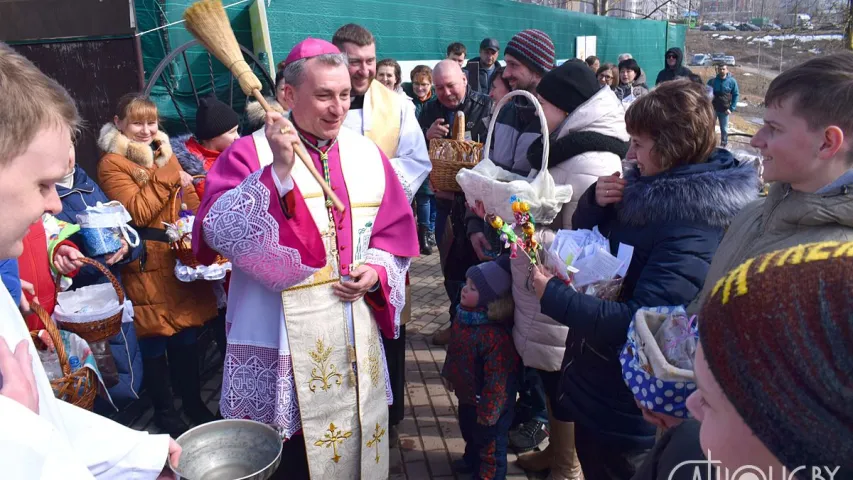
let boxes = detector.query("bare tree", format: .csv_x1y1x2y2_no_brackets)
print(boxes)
846,0,853,50
514,0,689,17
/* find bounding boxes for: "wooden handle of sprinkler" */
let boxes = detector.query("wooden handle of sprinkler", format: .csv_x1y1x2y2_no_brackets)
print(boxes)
252,89,346,213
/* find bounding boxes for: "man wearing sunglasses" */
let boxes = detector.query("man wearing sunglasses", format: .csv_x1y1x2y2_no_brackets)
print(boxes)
655,47,693,85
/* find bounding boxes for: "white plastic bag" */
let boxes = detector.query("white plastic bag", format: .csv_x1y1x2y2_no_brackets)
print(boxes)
54,283,123,324
76,201,140,256
456,90,573,225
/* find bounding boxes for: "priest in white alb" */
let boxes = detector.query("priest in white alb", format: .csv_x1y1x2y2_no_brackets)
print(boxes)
192,38,418,480
0,42,178,479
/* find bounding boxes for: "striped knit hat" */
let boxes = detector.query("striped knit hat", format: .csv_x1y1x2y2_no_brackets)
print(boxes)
699,241,853,474
504,29,555,75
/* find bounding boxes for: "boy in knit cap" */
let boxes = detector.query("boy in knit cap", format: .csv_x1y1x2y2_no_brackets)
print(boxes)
442,254,521,480
172,95,240,198
686,242,853,478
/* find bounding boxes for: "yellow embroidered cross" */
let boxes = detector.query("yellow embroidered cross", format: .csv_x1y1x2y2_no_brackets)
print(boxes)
366,423,386,464
308,338,342,392
314,422,353,463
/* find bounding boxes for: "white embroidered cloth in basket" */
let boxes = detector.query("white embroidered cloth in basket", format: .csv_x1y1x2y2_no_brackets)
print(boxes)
456,90,573,225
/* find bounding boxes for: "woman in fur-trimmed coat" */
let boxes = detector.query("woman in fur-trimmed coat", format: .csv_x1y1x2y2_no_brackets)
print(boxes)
539,149,757,476
97,108,216,340
532,80,759,479
97,94,218,437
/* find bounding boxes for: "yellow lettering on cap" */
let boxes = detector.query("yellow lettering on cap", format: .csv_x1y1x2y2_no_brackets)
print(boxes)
713,258,755,305
804,241,840,263
757,250,779,273
832,241,853,258
775,244,807,267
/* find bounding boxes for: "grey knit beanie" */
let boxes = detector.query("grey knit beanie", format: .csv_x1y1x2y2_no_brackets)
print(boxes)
465,255,512,308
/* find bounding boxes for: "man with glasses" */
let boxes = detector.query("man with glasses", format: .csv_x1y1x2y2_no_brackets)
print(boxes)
655,47,692,85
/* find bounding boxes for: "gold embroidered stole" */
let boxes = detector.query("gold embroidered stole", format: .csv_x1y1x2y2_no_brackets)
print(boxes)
363,80,402,158
258,128,388,479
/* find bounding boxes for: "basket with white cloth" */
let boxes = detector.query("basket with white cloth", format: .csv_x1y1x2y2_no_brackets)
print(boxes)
428,111,483,192
619,306,698,418
456,90,573,225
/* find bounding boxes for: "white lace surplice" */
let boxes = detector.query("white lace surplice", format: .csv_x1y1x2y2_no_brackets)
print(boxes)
204,169,408,439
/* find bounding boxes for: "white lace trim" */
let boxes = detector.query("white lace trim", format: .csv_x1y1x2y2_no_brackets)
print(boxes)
394,167,415,204
202,169,318,292
379,333,394,405
221,340,393,434
365,248,410,339
220,345,302,439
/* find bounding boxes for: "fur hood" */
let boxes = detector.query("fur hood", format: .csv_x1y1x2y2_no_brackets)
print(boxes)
245,97,287,131
98,123,173,168
170,134,207,176
618,149,759,228
487,296,515,324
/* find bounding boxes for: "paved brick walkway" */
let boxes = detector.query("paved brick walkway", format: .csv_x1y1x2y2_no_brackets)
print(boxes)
120,252,540,479
396,253,533,480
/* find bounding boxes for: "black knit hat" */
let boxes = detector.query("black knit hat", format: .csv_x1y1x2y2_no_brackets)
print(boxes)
536,59,601,116
699,242,853,474
194,96,239,141
504,29,555,75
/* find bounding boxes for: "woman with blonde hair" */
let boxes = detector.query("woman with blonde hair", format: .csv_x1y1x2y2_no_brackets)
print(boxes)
98,93,218,437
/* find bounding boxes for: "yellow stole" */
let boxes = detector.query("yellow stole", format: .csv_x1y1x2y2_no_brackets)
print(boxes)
363,80,402,158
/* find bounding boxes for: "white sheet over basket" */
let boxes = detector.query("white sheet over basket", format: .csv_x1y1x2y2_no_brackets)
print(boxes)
455,90,573,224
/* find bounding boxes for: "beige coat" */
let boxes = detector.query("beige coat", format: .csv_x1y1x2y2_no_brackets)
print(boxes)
512,87,628,372
689,180,853,314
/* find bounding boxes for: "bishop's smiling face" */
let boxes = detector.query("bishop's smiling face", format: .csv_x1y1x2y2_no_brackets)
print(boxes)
285,59,351,140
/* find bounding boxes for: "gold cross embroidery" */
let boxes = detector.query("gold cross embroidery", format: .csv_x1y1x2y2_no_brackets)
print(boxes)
366,422,386,464
314,422,353,463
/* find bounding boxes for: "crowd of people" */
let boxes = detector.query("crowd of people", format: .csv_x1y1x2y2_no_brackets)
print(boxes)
0,17,850,480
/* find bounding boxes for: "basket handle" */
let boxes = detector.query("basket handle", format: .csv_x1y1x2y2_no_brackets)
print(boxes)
32,303,71,377
77,257,126,306
482,90,551,175
168,186,181,223
453,111,466,142
168,174,205,222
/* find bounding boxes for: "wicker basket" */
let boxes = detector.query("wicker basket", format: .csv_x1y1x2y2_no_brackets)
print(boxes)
428,111,483,192
30,303,98,410
169,175,228,268
54,257,123,343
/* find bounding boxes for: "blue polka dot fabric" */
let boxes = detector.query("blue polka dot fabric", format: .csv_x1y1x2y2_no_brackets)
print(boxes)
619,306,697,419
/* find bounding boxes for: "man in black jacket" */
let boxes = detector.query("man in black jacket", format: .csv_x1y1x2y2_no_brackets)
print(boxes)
465,38,504,95
655,47,692,85
419,59,493,143
418,59,493,348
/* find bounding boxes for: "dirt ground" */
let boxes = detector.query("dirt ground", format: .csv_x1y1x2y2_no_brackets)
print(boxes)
686,29,846,135
686,29,845,74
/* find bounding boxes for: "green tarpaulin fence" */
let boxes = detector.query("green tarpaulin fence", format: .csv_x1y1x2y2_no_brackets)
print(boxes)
137,0,685,133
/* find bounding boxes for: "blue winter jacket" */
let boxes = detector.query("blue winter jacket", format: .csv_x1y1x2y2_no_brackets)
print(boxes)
56,166,144,411
708,74,740,113
0,259,22,306
540,150,758,450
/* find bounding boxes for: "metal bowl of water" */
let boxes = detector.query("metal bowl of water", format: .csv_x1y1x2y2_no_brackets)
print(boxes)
171,419,282,480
